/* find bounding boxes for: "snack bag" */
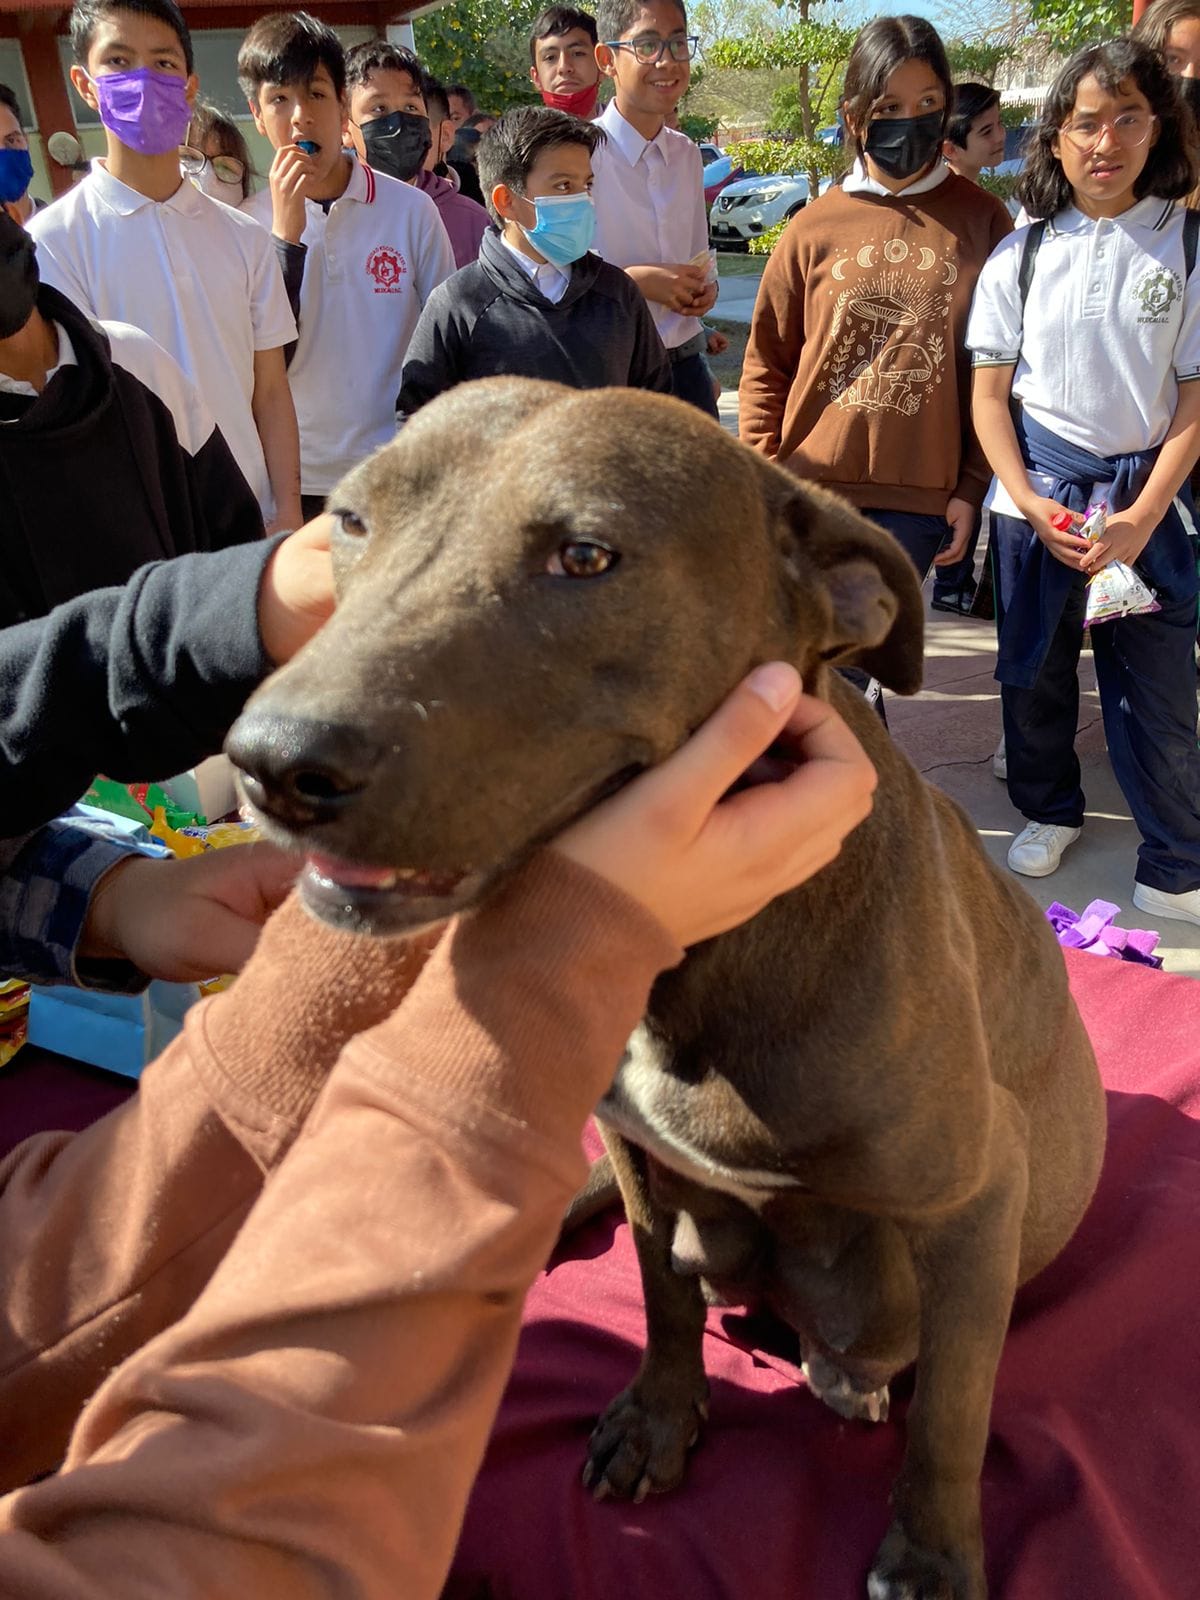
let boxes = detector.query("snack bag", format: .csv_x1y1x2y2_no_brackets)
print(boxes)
689,247,719,285
1051,503,1160,625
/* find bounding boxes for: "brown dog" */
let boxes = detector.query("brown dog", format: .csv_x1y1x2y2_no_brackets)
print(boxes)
227,379,1105,1600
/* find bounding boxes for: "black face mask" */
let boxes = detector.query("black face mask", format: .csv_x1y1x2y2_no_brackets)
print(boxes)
864,110,944,181
1179,74,1200,123
0,221,39,340
361,110,432,183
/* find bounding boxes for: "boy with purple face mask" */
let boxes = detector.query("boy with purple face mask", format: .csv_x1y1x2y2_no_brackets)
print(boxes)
27,0,302,535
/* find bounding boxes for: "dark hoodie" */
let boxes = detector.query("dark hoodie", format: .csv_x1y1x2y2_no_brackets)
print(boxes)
397,227,671,415
0,284,263,628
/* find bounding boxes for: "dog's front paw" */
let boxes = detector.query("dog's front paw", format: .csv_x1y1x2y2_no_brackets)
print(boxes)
582,1379,709,1503
866,1521,984,1600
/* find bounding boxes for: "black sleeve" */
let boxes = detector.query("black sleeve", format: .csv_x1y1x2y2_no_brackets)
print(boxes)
627,287,672,394
188,425,266,552
0,538,282,837
273,236,307,369
396,290,468,417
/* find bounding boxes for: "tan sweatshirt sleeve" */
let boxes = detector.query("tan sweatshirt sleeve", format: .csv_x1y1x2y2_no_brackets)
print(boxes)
739,227,805,460
0,851,682,1600
0,895,437,1493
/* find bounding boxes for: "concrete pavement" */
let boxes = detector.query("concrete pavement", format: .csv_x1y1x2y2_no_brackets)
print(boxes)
713,261,762,323
712,381,1200,979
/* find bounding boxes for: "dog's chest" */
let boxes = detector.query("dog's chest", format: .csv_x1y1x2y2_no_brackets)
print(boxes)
597,1025,804,1210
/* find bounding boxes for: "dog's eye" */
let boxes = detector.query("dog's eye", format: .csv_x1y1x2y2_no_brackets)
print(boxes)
549,540,619,579
334,509,368,539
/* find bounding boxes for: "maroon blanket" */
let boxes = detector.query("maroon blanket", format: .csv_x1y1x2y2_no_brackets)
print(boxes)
447,948,1200,1599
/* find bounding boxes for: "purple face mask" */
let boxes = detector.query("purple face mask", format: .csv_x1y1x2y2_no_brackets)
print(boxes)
90,68,192,156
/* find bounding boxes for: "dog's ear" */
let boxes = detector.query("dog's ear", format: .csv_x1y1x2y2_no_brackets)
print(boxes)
774,478,926,696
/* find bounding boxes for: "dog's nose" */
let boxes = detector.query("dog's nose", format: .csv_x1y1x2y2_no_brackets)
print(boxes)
226,710,381,832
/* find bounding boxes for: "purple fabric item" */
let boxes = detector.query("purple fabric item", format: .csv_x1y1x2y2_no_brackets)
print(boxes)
412,167,490,269
1045,899,1163,968
90,69,192,157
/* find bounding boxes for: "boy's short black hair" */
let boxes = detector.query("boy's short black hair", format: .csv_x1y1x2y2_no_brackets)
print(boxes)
344,39,429,102
530,6,598,63
477,103,603,224
70,0,193,75
1017,36,1197,219
424,73,450,127
0,81,22,123
945,81,1001,150
464,111,496,129
596,0,685,44
446,82,477,114
238,11,346,105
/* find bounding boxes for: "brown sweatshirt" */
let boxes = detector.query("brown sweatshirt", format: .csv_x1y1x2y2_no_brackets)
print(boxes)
740,172,1013,512
0,851,681,1599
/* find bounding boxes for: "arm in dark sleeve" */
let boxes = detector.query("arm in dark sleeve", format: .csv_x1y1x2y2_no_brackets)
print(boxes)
272,237,307,369
628,289,672,394
188,425,266,553
0,539,282,837
396,289,468,417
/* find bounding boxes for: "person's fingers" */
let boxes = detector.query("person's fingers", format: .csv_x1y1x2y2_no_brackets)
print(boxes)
630,664,803,829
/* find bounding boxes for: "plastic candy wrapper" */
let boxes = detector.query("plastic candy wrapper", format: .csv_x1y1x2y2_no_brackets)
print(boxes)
1,978,30,1068
1052,503,1160,625
1045,899,1163,968
688,247,719,285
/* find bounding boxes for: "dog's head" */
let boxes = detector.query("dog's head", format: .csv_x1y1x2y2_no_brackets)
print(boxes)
228,380,923,933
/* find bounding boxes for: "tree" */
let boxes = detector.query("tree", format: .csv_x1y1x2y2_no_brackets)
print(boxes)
1026,0,1130,52
707,1,858,196
413,0,544,114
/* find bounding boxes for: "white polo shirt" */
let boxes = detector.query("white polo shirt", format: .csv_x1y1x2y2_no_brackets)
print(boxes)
244,156,455,495
590,101,707,351
28,160,295,514
967,197,1200,515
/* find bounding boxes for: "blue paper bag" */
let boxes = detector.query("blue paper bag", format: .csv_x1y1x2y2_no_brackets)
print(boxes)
27,980,202,1079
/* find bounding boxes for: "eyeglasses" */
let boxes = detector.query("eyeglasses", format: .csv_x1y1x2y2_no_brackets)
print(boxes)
1058,111,1156,153
603,34,699,63
179,145,247,186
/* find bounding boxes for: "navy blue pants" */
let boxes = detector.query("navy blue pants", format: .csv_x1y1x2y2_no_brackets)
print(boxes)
992,512,1200,894
932,504,983,600
866,509,950,582
669,351,719,420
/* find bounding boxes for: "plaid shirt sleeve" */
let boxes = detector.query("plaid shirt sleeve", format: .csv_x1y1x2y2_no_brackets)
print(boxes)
0,815,159,992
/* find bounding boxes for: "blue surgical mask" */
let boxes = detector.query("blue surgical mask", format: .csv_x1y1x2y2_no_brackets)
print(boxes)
0,147,34,205
519,191,595,267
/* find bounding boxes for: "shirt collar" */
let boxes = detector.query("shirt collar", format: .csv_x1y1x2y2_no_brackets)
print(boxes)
88,156,204,217
843,156,951,199
339,153,373,204
598,100,670,167
1055,196,1175,233
498,230,569,291
0,320,78,399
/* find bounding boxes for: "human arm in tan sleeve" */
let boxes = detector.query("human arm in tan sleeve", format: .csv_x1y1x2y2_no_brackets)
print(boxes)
739,231,805,459
0,894,437,1492
0,853,681,1600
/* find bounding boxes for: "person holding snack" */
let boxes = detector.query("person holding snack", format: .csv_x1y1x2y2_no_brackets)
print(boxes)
969,36,1200,913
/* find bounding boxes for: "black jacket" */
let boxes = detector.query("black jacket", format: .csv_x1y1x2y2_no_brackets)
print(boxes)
398,228,671,414
0,538,282,838
0,285,263,628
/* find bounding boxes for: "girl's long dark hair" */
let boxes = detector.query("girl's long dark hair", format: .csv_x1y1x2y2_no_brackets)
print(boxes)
1017,37,1197,219
841,15,954,156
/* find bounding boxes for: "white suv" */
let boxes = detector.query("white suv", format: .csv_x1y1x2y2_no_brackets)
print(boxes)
709,171,811,248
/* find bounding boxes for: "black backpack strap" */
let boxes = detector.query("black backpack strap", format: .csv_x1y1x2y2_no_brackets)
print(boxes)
1184,207,1200,280
1017,219,1046,313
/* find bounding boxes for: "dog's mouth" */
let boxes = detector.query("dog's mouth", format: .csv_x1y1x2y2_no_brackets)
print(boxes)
300,851,486,936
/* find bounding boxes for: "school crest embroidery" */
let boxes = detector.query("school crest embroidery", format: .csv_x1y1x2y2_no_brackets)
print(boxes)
1133,265,1180,324
366,245,407,293
818,237,954,418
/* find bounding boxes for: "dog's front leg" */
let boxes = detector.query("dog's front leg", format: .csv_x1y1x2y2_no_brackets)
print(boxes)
868,1093,1030,1600
583,1128,710,1503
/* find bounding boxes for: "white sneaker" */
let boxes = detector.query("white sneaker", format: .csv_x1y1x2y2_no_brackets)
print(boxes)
993,736,1007,781
1132,882,1200,926
1007,822,1081,878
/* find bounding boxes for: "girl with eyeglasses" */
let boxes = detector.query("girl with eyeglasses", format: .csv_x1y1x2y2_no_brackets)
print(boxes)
968,38,1200,916
182,101,253,206
740,16,1012,601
